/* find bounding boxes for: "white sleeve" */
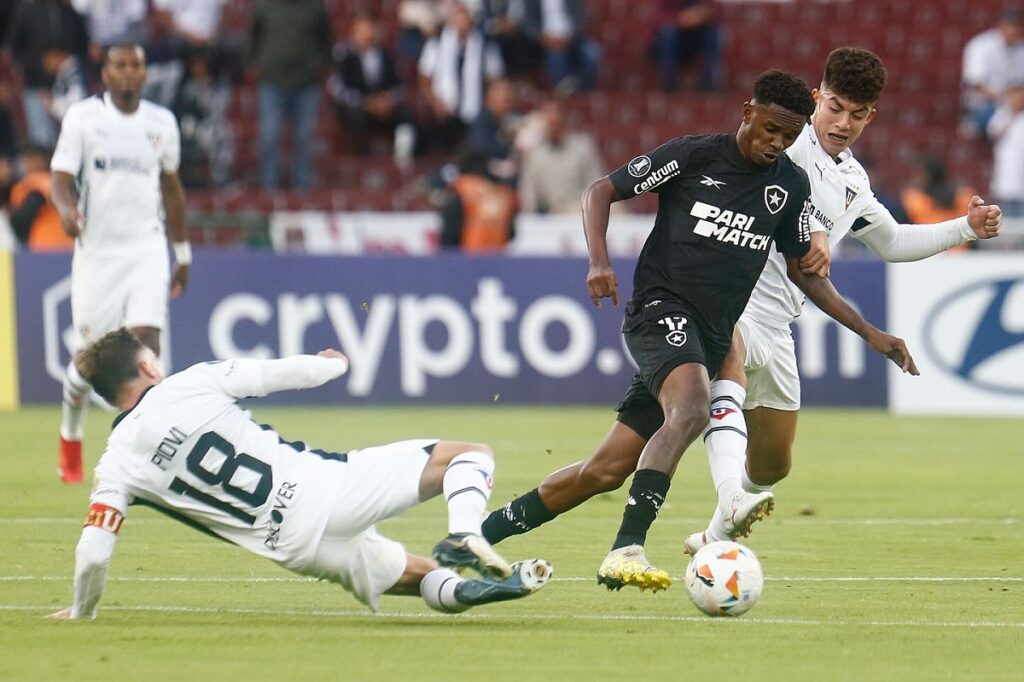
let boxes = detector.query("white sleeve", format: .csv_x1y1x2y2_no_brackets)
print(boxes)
961,38,988,86
71,481,130,619
160,113,181,173
418,40,438,77
853,196,975,262
50,106,84,175
987,105,1015,140
205,356,349,399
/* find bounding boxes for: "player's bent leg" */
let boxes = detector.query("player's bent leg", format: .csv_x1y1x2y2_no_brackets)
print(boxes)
480,421,647,545
419,441,512,578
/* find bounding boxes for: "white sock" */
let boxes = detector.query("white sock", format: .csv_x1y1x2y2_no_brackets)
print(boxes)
704,380,748,507
420,567,470,613
60,361,91,441
443,451,495,536
742,468,774,494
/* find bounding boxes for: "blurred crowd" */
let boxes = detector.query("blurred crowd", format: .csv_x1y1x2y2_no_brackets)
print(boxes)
0,0,1021,253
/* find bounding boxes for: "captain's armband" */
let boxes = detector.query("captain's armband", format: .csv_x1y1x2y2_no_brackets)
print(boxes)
83,503,125,534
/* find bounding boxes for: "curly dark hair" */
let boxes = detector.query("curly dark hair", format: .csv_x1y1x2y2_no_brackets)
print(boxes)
75,328,146,404
822,47,887,105
752,70,816,117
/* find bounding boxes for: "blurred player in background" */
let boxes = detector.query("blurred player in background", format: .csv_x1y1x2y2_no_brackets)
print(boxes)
50,43,191,484
481,69,920,590
683,46,1002,555
48,330,550,619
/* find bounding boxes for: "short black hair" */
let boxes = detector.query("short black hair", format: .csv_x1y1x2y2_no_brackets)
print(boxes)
75,328,145,404
822,47,887,105
752,70,815,117
101,42,145,66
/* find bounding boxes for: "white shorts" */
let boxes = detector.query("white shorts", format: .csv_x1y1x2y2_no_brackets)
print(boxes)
71,245,169,345
303,438,438,611
737,315,800,411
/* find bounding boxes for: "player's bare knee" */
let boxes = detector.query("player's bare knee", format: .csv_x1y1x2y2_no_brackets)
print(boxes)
664,400,710,443
577,458,630,493
748,460,790,486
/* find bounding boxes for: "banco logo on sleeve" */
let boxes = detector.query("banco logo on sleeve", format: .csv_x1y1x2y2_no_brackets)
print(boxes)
923,277,1024,395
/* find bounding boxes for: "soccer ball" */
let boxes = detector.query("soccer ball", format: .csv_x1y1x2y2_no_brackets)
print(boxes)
684,541,764,617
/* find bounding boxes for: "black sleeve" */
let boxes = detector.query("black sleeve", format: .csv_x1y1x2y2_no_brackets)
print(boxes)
608,136,692,200
10,191,46,245
439,192,464,248
773,168,812,258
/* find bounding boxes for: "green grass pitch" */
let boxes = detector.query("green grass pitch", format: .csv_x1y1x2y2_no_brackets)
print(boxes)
1,406,1022,681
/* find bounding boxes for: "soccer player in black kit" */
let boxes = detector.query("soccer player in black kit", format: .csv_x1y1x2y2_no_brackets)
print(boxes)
484,70,823,591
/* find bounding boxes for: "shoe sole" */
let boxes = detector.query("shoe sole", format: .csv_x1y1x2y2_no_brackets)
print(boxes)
596,569,672,593
727,494,775,538
455,559,553,606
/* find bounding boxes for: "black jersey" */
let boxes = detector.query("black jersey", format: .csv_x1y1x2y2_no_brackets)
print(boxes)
609,133,812,352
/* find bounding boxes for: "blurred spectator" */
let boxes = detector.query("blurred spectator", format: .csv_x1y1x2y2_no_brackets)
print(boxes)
960,5,1024,138
518,99,602,214
520,0,599,91
70,0,148,64
650,0,722,92
419,2,504,152
9,145,73,251
247,0,333,190
151,0,226,47
988,84,1024,217
146,0,231,108
466,77,520,182
900,156,976,251
43,45,88,121
330,12,416,162
0,84,17,161
7,0,89,146
481,0,542,79
397,0,443,68
439,151,516,252
173,49,234,188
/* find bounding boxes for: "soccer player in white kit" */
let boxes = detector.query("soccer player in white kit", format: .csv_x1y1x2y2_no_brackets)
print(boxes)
684,47,1003,552
50,43,191,484
49,329,552,620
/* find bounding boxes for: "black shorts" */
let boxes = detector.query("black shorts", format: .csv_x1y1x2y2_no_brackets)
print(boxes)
614,297,725,441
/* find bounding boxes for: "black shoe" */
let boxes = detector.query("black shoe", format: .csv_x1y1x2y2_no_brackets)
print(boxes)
432,533,513,578
455,559,553,606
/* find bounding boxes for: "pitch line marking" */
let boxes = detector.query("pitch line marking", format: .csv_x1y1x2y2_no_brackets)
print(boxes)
3,575,1021,583
1,604,1021,628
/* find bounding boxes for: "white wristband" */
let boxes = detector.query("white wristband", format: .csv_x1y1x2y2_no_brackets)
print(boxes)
172,241,192,265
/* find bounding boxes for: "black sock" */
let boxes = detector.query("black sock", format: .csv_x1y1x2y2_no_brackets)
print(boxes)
481,488,557,544
611,469,671,550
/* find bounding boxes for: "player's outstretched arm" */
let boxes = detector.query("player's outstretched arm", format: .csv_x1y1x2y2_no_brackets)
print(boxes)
161,172,191,298
582,176,623,307
856,196,1000,263
213,352,350,399
785,256,919,375
50,505,125,620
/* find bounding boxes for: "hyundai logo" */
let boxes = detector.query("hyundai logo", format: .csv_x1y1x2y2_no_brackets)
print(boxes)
922,278,1024,395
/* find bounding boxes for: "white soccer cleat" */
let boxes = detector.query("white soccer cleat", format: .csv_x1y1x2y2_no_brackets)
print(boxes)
683,530,710,557
720,490,775,538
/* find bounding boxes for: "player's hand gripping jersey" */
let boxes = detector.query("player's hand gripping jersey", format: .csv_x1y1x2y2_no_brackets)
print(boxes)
609,133,813,352
74,356,349,617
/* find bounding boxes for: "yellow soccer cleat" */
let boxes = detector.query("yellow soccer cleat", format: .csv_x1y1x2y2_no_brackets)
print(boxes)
596,544,672,592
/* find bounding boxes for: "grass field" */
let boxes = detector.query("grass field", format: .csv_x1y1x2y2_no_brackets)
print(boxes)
2,405,1022,681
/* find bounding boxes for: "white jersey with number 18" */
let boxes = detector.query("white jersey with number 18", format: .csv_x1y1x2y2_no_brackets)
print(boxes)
88,357,350,572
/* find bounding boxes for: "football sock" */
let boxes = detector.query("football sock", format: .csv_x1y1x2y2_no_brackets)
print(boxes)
443,451,495,536
480,488,556,544
611,468,671,550
60,361,91,441
420,568,470,613
703,380,748,506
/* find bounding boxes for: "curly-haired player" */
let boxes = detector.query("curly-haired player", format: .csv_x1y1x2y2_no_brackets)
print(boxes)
485,69,919,593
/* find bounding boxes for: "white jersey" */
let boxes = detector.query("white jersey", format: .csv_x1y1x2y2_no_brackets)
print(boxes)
89,358,350,572
743,124,890,329
51,93,180,254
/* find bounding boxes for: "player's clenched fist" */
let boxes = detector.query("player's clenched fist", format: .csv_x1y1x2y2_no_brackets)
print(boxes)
966,195,1001,240
587,263,619,307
